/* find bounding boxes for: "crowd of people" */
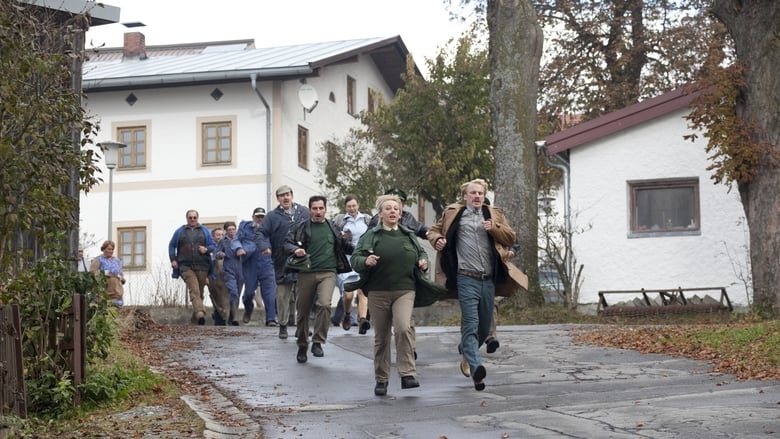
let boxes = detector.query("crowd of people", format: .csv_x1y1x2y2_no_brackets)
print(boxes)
88,179,521,395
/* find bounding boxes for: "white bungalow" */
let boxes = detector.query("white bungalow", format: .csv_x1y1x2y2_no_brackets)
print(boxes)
543,88,751,308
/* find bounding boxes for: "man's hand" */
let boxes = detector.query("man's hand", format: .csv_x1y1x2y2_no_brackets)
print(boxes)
434,237,447,251
171,260,178,269
417,259,428,271
236,248,246,257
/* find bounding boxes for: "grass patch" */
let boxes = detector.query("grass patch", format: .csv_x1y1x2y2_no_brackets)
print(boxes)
5,332,203,438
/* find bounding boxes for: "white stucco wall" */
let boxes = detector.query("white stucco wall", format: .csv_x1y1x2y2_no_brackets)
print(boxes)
80,57,393,306
570,109,751,306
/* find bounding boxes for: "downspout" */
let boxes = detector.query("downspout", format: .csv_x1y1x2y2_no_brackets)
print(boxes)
250,73,272,209
537,141,572,288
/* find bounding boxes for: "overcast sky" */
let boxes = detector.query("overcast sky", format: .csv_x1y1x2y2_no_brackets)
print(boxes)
85,0,470,72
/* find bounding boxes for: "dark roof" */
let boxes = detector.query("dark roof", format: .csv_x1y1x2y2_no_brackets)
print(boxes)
546,88,699,154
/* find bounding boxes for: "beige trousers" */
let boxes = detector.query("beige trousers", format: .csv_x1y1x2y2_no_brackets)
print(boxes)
181,269,208,317
368,289,416,382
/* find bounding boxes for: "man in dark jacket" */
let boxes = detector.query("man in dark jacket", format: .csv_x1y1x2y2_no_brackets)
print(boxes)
285,195,353,363
169,209,216,325
256,185,310,339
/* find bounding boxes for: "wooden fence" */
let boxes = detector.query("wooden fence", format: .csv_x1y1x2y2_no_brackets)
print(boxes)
1,294,86,417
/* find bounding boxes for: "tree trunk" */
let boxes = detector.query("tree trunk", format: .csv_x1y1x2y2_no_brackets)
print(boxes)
712,0,780,315
487,0,543,301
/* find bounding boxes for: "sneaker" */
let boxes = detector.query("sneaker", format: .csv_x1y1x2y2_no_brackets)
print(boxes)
342,313,352,331
459,355,471,377
401,376,420,389
358,318,371,335
486,336,500,354
278,325,288,339
196,311,206,326
311,342,324,357
296,345,307,363
374,381,388,396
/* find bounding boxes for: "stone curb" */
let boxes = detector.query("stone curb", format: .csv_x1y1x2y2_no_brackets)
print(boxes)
180,387,261,439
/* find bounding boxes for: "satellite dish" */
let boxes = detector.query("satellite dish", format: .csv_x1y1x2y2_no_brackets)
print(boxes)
298,84,319,112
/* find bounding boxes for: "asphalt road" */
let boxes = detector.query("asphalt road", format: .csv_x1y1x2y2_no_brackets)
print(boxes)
163,324,780,439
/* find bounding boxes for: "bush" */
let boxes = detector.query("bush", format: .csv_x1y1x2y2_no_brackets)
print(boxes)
1,256,117,417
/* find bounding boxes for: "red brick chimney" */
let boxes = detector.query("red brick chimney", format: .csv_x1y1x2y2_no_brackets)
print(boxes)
123,32,147,60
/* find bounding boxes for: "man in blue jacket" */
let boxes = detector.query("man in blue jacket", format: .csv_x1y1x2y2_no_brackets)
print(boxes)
233,207,277,326
169,209,216,325
256,185,310,339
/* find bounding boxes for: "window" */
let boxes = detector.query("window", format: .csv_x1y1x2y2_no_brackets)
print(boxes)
117,126,146,169
201,121,232,165
347,76,356,115
117,226,146,271
629,178,700,236
298,125,309,169
367,87,376,113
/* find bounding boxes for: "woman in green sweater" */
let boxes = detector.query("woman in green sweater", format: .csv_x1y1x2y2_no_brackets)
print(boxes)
351,194,430,396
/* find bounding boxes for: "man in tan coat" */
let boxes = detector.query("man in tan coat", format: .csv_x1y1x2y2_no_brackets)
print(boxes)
427,178,518,391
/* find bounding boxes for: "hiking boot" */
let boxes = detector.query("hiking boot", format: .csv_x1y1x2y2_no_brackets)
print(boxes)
485,336,500,354
401,376,420,389
459,354,471,377
311,342,324,357
296,345,307,363
358,317,371,335
342,313,352,331
374,381,388,396
278,325,288,339
473,365,486,391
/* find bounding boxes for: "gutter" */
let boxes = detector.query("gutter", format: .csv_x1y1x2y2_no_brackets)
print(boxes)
250,74,272,210
537,141,572,286
83,67,313,91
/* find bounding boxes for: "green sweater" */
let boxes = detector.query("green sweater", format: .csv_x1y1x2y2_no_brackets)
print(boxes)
358,228,421,292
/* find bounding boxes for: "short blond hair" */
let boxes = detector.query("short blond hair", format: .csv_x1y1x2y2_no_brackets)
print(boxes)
375,194,403,212
460,178,488,198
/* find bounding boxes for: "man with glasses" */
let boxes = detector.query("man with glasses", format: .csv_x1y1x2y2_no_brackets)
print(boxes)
169,209,216,325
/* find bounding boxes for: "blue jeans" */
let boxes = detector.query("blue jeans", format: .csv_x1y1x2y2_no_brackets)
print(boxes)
457,274,495,371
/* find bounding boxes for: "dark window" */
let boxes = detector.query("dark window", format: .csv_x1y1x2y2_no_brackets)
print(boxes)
347,76,356,115
367,87,375,113
629,178,700,236
298,125,309,169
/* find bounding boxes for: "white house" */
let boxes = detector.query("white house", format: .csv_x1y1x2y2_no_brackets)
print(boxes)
80,32,416,305
544,88,751,307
